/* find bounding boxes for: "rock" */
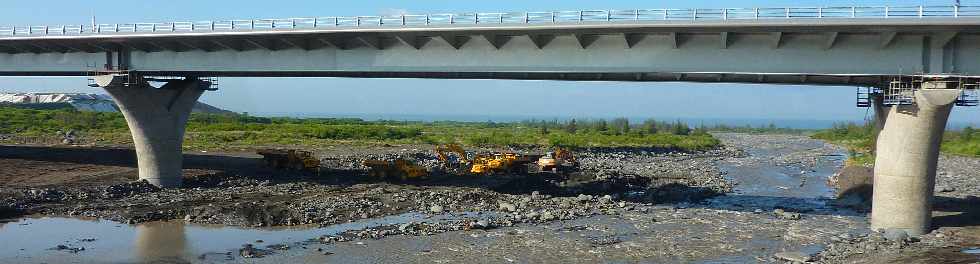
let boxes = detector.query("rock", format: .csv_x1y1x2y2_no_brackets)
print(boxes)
266,244,289,250
430,205,444,214
498,202,517,212
399,222,416,232
540,211,556,221
773,209,801,220
883,228,909,242
469,219,493,230
240,244,263,258
774,251,812,263
599,195,614,204
938,186,956,193
577,194,593,202
525,211,539,220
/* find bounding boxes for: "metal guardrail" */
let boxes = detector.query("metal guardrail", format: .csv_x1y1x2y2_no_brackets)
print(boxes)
0,5,978,37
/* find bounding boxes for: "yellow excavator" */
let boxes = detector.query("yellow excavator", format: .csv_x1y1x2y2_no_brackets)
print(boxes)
435,144,526,175
435,144,470,165
362,159,428,181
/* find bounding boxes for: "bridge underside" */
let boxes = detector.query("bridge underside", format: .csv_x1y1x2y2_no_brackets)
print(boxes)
0,70,897,86
1,19,979,86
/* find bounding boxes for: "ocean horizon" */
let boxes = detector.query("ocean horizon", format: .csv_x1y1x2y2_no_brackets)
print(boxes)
251,112,887,130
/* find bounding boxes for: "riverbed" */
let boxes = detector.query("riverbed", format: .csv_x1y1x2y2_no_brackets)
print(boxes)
1,133,978,263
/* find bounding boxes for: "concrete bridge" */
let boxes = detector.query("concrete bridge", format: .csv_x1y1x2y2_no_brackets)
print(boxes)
2,5,979,236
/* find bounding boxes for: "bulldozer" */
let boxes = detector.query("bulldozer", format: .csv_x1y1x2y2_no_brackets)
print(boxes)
362,159,428,181
257,149,321,173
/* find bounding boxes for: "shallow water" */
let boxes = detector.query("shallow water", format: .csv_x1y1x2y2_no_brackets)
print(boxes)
0,212,479,263
710,138,845,212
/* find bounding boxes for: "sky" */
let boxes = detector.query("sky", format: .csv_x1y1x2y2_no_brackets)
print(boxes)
0,0,978,127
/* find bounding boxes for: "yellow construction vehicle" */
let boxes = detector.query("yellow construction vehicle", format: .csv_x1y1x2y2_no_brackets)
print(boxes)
435,144,535,175
362,159,428,181
257,149,321,173
471,152,531,174
537,148,578,172
435,144,470,165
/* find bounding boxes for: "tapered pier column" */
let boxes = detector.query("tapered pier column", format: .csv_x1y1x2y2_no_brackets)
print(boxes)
96,75,208,188
871,85,960,236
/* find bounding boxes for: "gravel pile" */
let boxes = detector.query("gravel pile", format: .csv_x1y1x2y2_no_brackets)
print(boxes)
935,155,980,199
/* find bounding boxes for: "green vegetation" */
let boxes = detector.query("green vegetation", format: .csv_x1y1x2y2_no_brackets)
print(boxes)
811,122,877,165
812,122,980,165
706,123,810,135
0,107,720,152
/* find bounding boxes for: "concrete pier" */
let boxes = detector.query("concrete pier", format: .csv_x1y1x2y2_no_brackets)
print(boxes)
97,76,207,188
871,85,961,236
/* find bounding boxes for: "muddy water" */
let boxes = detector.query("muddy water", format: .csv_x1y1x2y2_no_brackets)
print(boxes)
0,213,479,263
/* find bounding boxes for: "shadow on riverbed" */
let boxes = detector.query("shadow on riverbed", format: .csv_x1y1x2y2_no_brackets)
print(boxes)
0,145,262,172
933,196,980,228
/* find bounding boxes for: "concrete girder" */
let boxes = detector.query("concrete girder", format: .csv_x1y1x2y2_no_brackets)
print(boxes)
481,34,511,50
116,41,152,53
871,85,961,237
720,32,730,49
668,32,679,49
278,38,307,50
436,34,469,49
46,42,84,53
141,41,171,52
824,32,839,50
572,34,598,49
174,39,205,52
97,75,209,188
354,36,382,50
879,32,897,49
315,38,347,50
624,33,645,49
242,39,271,50
527,34,555,49
770,32,783,49
927,32,959,73
208,39,240,51
0,43,29,54
393,34,426,50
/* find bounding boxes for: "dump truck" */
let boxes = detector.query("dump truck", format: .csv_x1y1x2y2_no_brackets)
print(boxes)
362,159,428,181
257,149,321,173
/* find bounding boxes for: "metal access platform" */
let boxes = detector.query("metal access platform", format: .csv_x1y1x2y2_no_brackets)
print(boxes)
87,70,219,91
857,76,979,107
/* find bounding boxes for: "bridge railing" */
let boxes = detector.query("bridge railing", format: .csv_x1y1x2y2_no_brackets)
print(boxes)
1,5,978,37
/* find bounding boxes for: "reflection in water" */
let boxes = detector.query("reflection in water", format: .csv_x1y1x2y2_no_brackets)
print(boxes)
136,221,189,262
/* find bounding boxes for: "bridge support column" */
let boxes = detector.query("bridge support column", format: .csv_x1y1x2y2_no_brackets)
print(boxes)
871,85,960,236
96,75,208,188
